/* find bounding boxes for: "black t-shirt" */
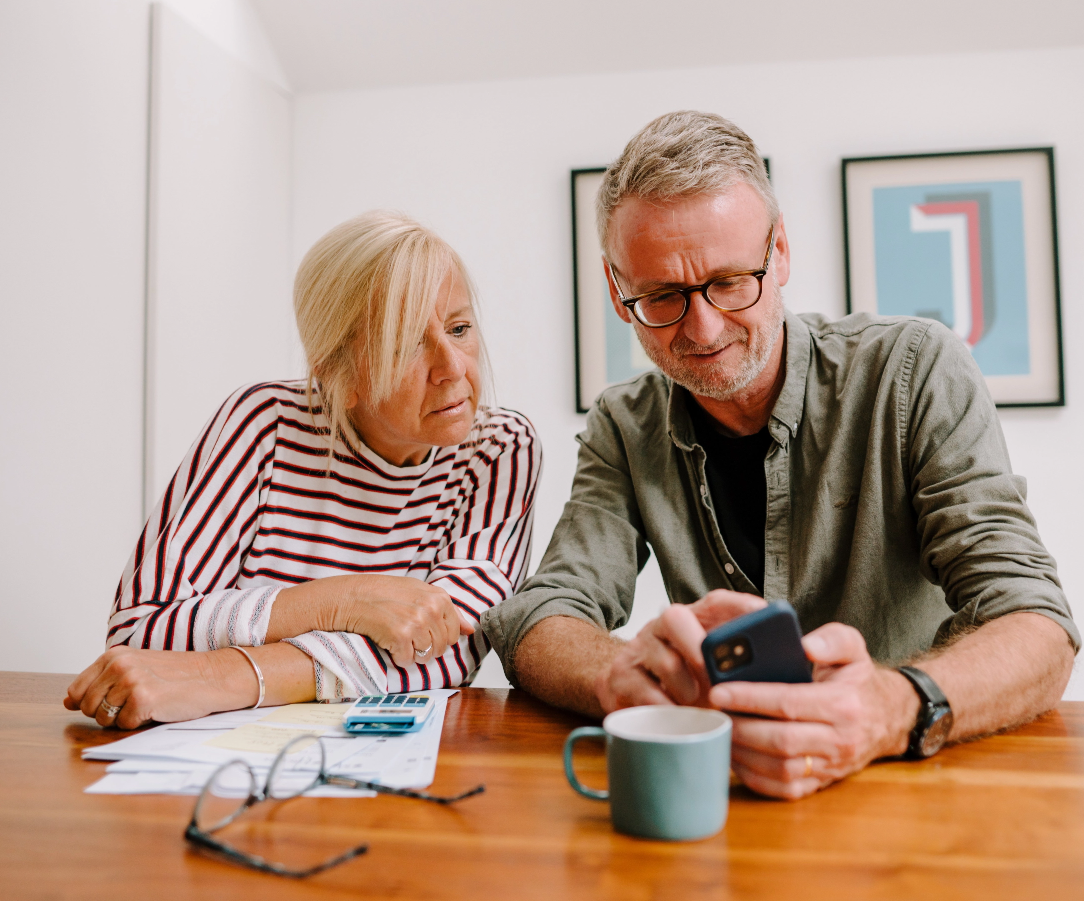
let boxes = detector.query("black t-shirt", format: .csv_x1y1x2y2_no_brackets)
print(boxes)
688,398,772,594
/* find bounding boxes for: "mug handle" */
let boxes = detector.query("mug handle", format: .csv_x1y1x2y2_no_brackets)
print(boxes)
563,727,609,800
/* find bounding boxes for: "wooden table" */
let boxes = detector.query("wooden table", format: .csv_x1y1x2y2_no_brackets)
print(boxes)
2,672,1084,900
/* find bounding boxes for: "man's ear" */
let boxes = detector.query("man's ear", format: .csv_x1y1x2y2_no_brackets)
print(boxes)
771,214,791,288
604,258,633,324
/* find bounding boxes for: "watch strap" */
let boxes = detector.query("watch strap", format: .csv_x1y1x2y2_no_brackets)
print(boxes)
897,665,948,707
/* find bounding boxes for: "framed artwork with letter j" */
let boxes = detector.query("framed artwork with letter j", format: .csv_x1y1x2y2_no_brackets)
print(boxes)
842,148,1064,407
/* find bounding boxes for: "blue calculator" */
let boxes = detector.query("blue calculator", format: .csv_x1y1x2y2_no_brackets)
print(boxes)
343,694,435,734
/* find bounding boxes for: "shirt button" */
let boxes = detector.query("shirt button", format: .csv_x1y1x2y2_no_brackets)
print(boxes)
724,563,735,575
700,484,708,497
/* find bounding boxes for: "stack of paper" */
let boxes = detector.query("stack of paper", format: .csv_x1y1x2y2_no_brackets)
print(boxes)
83,689,455,796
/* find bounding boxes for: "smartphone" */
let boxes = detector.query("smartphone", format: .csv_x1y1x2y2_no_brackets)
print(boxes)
701,600,813,685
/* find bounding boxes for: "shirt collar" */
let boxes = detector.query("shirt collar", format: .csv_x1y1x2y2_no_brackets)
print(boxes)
666,309,810,450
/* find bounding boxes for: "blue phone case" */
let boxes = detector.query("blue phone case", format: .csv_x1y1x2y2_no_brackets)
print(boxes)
701,600,813,685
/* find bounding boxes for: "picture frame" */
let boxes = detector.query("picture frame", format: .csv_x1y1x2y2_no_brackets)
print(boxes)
571,161,771,413
842,148,1064,407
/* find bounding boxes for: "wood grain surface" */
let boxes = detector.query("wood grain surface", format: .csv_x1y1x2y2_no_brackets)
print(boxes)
2,671,1083,900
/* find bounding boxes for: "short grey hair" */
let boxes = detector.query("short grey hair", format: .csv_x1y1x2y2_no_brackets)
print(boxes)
596,110,778,256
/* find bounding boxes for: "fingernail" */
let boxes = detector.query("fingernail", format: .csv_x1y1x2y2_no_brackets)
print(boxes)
803,635,826,656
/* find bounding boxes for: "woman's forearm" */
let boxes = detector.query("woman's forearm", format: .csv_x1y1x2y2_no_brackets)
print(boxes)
266,575,360,642
220,642,317,707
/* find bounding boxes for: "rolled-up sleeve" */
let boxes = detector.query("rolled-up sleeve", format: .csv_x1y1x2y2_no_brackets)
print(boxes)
481,396,651,685
907,323,1079,649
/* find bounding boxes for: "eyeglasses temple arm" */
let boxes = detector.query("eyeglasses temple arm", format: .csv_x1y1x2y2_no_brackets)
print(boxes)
325,775,485,805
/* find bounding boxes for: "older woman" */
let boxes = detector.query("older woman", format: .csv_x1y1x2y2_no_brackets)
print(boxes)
65,212,539,729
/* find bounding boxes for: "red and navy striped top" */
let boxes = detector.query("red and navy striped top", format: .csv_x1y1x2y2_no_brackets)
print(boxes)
107,381,540,699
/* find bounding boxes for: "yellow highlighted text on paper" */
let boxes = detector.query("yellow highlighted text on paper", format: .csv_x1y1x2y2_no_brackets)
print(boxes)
259,704,352,727
204,725,323,755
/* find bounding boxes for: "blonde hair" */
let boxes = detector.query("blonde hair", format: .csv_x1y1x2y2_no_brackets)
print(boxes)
596,110,778,256
293,210,488,459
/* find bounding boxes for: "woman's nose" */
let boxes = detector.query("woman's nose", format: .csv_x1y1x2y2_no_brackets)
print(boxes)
430,336,466,383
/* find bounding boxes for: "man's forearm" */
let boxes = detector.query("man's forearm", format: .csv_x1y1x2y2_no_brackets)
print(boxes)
916,611,1074,742
514,616,624,719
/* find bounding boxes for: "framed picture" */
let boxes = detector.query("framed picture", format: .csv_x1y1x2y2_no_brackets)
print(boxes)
571,167,653,413
572,161,771,413
843,148,1064,407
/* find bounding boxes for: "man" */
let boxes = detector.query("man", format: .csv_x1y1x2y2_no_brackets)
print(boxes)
479,111,1079,799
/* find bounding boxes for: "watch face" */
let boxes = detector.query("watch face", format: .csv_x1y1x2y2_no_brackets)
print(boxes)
920,707,954,757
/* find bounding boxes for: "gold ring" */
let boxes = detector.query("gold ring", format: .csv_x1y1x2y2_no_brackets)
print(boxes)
99,698,122,719
803,755,813,778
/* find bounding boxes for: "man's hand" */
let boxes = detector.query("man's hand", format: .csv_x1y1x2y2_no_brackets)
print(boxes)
594,590,766,712
593,590,920,801
709,623,917,800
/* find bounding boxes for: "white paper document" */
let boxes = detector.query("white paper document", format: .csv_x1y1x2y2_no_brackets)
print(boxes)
83,690,455,796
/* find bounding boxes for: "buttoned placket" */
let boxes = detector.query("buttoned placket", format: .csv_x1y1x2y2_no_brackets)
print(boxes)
686,443,759,595
761,421,793,602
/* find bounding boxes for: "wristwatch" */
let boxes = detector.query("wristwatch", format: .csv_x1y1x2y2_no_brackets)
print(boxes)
897,666,954,759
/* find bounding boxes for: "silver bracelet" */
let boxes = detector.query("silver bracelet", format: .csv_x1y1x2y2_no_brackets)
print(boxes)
230,646,265,710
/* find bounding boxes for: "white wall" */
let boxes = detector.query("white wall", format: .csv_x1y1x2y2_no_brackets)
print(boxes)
292,46,1084,695
146,6,296,507
0,1,149,673
0,0,292,675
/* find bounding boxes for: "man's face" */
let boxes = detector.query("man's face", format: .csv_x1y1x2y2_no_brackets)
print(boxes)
605,184,790,403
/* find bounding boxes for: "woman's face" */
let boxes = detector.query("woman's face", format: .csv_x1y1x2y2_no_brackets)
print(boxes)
347,272,481,467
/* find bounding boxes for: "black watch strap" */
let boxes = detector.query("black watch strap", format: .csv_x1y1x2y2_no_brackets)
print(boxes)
898,666,948,707
897,666,953,759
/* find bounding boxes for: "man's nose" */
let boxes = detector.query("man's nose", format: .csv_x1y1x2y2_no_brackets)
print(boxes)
679,290,730,346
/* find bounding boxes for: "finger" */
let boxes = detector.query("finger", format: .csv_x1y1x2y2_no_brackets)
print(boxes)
438,603,460,651
65,654,113,710
455,607,476,635
732,759,821,800
413,629,439,662
600,662,677,712
388,636,417,668
729,714,842,761
689,591,766,630
79,669,118,720
636,633,701,706
94,689,125,728
801,623,869,667
653,605,710,677
710,680,837,724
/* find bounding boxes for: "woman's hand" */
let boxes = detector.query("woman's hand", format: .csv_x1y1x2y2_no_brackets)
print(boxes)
63,646,257,729
270,574,475,668
64,643,317,729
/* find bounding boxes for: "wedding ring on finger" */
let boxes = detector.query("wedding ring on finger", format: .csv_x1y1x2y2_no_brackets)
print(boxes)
99,697,122,720
414,644,433,661
803,755,814,779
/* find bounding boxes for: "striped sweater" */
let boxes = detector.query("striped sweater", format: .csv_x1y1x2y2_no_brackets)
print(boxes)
108,381,540,699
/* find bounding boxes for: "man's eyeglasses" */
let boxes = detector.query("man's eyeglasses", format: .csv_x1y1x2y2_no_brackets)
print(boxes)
608,225,775,328
184,734,485,878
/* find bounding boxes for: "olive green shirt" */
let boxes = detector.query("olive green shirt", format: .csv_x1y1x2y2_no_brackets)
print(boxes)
482,312,1079,683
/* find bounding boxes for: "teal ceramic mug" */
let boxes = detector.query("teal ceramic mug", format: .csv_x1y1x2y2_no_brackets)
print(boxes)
563,705,732,841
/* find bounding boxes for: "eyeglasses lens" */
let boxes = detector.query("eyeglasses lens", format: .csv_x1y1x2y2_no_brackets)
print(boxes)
194,761,257,833
705,275,761,310
267,734,325,800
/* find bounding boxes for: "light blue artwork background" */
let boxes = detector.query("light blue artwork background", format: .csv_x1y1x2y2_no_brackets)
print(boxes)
872,179,1029,377
604,270,655,383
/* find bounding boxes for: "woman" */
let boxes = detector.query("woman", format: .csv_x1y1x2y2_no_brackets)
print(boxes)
65,211,539,729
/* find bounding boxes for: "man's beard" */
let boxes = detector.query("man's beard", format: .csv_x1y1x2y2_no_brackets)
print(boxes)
635,285,785,402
